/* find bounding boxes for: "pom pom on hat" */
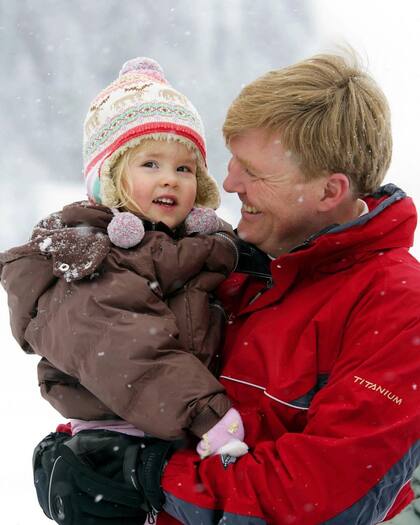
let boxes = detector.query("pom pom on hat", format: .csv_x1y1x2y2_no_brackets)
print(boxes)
107,211,145,248
184,207,221,235
119,57,166,82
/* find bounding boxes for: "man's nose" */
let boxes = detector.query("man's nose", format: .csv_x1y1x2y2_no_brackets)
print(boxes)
223,158,243,193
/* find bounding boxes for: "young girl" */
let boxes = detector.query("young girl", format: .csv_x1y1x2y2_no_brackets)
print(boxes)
0,57,247,460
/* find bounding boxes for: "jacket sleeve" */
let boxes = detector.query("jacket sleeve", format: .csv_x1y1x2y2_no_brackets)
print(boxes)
37,357,116,420
161,284,420,524
148,230,238,295
0,252,56,352
22,244,231,440
148,230,238,372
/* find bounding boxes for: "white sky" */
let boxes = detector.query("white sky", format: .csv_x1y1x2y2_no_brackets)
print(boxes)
2,3,420,523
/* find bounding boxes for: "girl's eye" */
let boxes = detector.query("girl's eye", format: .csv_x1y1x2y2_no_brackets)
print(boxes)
177,165,195,174
142,161,158,168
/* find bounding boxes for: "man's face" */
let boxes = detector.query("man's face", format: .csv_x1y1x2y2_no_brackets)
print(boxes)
223,129,327,257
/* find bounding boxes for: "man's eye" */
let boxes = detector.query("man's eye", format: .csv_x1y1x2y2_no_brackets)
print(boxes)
244,167,256,177
143,161,158,168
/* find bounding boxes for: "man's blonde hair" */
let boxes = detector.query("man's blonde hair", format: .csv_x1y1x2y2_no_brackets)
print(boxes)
223,51,392,195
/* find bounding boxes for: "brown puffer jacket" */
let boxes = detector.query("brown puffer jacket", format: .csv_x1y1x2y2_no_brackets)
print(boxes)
0,202,239,439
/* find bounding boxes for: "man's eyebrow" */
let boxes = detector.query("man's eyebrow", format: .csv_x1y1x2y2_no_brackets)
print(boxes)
238,156,261,174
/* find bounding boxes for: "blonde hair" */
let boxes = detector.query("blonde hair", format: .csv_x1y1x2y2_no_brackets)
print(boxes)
110,148,139,213
223,51,392,195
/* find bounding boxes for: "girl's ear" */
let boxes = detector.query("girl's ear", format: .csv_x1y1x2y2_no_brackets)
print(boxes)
317,173,351,212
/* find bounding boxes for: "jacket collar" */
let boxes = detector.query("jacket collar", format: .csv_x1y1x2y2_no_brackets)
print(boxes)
236,184,416,315
236,184,414,280
289,184,407,253
61,201,184,238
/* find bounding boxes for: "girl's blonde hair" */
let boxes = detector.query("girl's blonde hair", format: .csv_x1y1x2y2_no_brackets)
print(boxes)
110,146,141,213
223,51,392,196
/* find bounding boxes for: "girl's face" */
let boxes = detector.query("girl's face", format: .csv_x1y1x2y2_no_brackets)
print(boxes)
125,140,198,228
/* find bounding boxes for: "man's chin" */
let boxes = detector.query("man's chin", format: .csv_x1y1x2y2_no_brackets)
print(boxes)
236,224,259,246
237,227,277,255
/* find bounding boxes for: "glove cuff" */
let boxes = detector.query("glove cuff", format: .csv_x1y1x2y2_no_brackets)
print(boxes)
136,439,180,512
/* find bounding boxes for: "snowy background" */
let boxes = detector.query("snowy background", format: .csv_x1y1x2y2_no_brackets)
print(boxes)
1,1,420,523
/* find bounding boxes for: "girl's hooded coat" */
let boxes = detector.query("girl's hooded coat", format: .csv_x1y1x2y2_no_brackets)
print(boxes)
0,201,238,439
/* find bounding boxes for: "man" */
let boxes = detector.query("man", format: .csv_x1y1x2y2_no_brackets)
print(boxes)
155,52,420,525
30,52,420,524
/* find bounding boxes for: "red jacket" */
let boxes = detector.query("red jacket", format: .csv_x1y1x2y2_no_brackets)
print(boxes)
159,185,420,525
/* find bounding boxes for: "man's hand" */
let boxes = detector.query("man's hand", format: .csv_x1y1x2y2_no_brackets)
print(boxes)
33,430,177,524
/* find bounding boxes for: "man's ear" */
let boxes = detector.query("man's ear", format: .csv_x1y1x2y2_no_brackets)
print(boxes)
317,173,351,212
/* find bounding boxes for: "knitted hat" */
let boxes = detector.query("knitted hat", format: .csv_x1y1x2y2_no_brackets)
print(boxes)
83,57,220,210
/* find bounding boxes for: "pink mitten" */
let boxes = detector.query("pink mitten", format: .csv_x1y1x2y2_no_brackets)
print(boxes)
184,207,221,235
196,408,248,459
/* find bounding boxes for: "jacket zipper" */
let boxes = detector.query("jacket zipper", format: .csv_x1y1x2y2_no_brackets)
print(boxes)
214,232,240,271
48,455,62,519
248,277,273,305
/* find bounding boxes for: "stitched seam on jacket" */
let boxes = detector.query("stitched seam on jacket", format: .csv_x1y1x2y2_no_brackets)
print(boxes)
220,375,310,410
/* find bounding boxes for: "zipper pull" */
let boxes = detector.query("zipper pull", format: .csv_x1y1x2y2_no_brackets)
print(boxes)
249,278,273,305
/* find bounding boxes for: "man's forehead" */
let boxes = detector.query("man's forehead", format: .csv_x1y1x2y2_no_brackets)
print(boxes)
230,133,295,175
230,129,285,152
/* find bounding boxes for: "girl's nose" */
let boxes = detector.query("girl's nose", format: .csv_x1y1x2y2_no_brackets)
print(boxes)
160,169,179,187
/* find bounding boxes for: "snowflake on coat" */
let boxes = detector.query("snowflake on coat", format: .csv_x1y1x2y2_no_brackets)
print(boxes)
32,209,111,283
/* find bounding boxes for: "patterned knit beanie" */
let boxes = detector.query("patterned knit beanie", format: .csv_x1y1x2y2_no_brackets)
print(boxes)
83,57,220,209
